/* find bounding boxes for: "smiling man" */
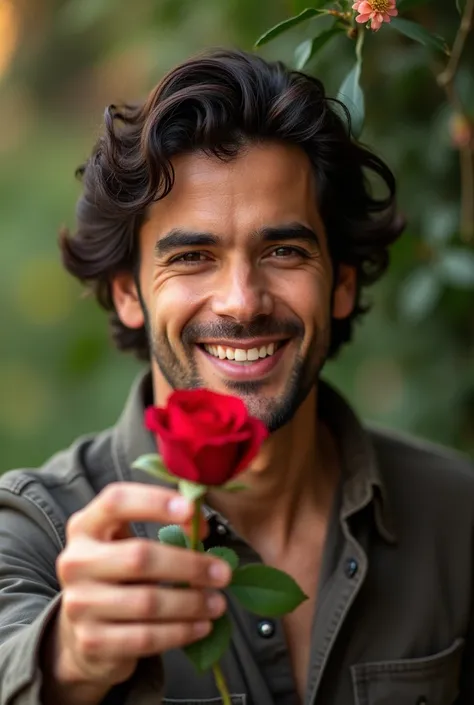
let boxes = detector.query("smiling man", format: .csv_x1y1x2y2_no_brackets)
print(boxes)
1,49,474,705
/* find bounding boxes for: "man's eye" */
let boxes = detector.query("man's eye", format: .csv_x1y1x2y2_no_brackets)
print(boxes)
271,246,304,258
172,251,207,263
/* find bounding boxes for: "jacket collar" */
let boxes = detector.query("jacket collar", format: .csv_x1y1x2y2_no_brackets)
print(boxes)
112,369,397,544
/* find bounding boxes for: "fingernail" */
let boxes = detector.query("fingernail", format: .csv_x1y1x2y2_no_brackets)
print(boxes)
207,593,225,616
168,497,191,517
209,561,231,584
193,621,211,637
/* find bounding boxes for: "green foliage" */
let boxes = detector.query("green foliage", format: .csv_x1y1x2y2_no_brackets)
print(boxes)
229,564,308,616
255,8,326,47
158,524,188,548
337,61,365,138
178,479,207,502
131,455,177,484
398,267,442,322
389,17,450,55
207,546,240,571
294,27,343,70
184,613,233,673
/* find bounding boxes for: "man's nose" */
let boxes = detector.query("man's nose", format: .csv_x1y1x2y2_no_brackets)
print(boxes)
211,265,273,322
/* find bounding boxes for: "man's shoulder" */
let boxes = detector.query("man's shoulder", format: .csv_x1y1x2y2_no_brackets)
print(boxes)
368,423,474,521
0,428,117,544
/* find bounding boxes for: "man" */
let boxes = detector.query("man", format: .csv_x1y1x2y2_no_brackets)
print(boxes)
0,48,473,705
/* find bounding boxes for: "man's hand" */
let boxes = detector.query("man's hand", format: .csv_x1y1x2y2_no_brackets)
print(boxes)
47,483,231,699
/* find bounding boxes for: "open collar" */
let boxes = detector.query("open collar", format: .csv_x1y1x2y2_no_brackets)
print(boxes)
111,369,396,544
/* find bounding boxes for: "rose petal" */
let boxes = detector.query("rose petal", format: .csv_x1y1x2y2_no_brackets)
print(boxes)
155,431,200,482
144,406,169,435
356,13,371,22
194,443,241,485
234,419,269,473
357,1,373,12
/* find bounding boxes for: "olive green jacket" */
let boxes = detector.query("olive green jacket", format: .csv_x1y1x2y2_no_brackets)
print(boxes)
1,371,473,705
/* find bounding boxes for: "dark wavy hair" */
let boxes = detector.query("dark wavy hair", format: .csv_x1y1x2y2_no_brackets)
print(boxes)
60,48,404,360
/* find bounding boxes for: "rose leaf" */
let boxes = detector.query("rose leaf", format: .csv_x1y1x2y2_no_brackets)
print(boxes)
157,524,187,548
131,454,178,485
221,481,249,492
229,564,308,617
178,479,207,502
207,546,239,571
184,612,232,673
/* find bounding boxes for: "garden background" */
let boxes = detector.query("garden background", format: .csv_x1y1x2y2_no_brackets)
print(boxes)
0,0,473,472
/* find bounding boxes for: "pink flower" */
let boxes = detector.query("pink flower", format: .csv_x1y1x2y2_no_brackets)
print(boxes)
353,0,398,31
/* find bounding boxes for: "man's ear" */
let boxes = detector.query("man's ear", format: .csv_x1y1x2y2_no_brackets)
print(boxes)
111,273,145,329
332,264,357,320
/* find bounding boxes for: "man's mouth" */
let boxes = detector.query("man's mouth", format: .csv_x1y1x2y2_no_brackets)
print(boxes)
200,341,285,364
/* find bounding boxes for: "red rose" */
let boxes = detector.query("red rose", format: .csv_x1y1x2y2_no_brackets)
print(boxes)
144,389,268,485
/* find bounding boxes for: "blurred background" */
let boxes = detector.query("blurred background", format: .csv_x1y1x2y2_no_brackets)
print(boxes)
0,0,473,472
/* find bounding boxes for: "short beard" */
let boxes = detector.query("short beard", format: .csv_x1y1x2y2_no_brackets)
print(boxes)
144,308,330,433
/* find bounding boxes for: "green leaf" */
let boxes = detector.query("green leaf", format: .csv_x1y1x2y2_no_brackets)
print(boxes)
438,249,474,289
184,613,232,673
389,18,450,55
255,8,326,47
222,481,249,492
184,535,205,552
158,524,187,548
456,0,467,14
157,524,205,552
398,266,442,322
337,62,365,139
294,39,313,70
229,564,308,617
131,455,177,485
294,27,342,70
178,479,207,502
208,546,240,571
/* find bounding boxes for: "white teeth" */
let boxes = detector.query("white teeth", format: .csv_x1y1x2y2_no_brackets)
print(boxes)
203,342,280,362
247,347,259,361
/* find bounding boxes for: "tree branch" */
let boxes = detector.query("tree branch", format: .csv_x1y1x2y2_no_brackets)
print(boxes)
437,0,474,242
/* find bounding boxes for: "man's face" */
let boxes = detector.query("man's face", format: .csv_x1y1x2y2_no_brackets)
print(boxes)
115,142,354,432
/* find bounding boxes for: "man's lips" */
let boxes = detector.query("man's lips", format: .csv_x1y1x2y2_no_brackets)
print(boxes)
195,337,288,351
196,340,290,381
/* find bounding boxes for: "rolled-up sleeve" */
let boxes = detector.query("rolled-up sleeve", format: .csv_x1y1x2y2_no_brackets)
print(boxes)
0,505,62,704
0,495,164,705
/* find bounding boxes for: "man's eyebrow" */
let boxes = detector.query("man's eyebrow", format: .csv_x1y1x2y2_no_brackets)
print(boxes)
154,222,321,257
257,222,321,248
154,229,221,257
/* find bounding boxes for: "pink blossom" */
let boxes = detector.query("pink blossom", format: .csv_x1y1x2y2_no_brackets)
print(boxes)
353,0,398,31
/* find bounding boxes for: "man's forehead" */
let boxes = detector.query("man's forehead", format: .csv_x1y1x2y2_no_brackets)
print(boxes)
143,142,321,239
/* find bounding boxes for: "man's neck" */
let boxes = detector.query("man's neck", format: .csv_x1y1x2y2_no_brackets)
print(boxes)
206,386,340,560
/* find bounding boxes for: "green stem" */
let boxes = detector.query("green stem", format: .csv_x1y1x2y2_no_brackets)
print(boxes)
212,662,232,705
190,498,201,551
355,24,365,63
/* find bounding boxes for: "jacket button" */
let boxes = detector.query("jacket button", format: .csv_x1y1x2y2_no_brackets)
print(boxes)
344,558,358,579
257,620,275,638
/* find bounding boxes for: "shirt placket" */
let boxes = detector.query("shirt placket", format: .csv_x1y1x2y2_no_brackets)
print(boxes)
305,520,368,705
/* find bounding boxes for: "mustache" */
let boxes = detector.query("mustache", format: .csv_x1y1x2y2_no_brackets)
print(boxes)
182,316,304,345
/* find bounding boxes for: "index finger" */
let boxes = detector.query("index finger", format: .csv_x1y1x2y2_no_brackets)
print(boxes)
67,483,195,540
